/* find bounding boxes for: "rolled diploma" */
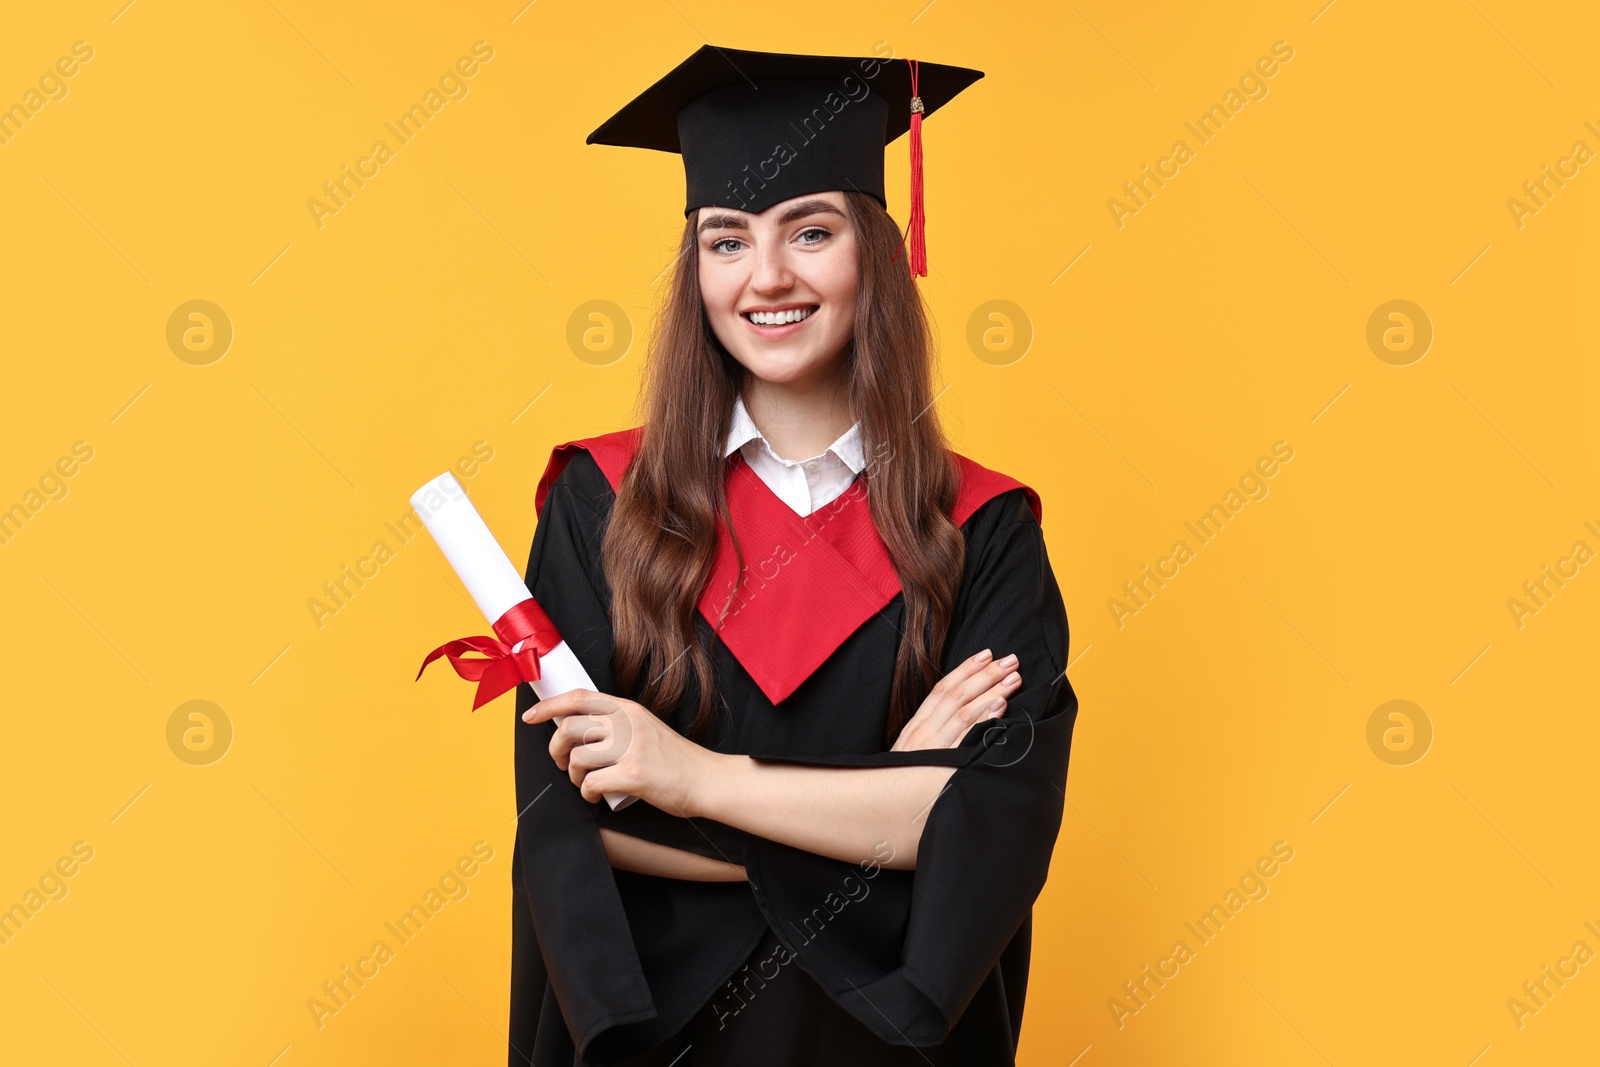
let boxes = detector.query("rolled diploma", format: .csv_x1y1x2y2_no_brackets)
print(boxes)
411,471,636,811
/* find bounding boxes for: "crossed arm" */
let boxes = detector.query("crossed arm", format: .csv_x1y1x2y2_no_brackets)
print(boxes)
564,649,1024,881
600,762,959,880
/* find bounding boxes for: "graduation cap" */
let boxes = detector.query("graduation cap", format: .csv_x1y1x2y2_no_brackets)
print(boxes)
586,45,984,277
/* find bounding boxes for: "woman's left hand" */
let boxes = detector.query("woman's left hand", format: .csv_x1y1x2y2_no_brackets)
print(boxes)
522,690,719,815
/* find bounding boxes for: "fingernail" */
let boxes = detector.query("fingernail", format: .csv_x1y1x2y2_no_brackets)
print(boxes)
988,697,1005,714
975,648,992,663
1002,671,1020,686
999,654,1018,668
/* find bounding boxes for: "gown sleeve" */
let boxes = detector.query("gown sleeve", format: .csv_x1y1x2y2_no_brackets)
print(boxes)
739,486,1079,1047
509,450,660,1055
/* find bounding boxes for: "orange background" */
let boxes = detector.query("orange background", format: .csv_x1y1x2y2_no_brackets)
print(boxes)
1,1,1596,1064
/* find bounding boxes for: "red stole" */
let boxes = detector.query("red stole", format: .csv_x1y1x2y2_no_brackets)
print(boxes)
534,427,1041,705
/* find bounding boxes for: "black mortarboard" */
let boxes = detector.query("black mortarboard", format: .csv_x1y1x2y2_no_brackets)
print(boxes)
586,45,984,276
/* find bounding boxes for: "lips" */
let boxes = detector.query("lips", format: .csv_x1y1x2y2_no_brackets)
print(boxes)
742,304,818,327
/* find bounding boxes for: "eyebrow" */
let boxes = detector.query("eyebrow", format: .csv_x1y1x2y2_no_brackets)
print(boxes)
697,198,846,235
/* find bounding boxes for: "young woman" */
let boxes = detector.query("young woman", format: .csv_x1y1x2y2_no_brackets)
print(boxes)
506,47,1077,1067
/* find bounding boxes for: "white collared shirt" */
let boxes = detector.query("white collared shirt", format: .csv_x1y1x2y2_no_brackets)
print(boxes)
724,394,866,517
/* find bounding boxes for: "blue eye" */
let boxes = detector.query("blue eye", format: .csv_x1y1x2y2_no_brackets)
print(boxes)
710,238,744,254
796,227,829,245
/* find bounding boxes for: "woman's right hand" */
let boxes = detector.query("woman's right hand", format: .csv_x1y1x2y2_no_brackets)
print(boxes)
890,648,1022,751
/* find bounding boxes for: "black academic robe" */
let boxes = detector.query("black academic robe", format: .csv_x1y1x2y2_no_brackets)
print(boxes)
507,428,1078,1067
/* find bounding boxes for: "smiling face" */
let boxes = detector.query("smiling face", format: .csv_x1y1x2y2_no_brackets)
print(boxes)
696,191,859,391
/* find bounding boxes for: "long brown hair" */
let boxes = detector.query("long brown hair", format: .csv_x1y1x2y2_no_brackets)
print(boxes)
601,190,966,746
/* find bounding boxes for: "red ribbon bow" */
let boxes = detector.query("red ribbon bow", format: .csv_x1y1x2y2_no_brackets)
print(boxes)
415,597,562,711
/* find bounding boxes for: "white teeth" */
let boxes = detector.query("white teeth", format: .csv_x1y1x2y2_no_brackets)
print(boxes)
746,307,814,325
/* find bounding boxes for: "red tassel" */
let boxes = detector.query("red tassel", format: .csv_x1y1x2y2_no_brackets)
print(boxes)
906,59,927,277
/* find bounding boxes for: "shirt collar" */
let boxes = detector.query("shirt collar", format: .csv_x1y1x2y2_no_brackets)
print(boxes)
724,393,866,474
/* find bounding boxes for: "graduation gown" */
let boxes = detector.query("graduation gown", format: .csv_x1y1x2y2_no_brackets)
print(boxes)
507,427,1078,1067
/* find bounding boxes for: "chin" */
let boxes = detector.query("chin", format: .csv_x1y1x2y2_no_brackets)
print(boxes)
717,330,846,385
727,344,836,381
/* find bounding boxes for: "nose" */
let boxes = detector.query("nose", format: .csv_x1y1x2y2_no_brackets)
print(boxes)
748,238,795,295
